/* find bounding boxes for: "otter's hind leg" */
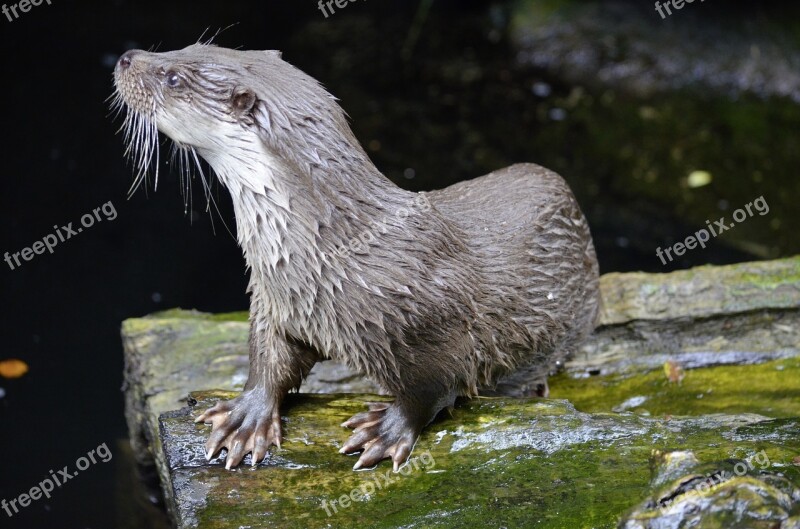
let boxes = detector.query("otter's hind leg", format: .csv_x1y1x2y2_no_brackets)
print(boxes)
340,386,457,471
480,367,551,398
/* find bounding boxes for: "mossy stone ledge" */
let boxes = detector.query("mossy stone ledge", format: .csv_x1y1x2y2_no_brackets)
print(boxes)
121,256,800,528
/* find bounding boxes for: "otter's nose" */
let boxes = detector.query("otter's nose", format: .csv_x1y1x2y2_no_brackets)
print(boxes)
117,50,140,70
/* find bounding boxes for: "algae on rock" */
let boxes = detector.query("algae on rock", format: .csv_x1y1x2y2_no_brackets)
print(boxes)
121,257,800,527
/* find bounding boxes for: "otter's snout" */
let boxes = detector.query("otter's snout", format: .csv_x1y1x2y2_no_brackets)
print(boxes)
113,49,157,119
116,49,141,72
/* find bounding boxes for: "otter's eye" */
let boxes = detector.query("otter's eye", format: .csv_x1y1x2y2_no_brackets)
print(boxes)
165,71,181,88
232,89,256,114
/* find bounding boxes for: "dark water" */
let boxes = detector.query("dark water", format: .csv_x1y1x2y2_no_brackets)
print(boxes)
0,1,796,527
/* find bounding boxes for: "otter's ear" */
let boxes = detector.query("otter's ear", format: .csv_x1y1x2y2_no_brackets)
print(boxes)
231,88,257,118
264,50,282,59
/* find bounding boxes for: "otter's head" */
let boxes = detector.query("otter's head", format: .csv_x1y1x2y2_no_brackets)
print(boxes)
112,43,350,195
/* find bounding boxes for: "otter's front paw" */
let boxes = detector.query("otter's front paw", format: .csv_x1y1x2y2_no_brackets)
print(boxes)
194,387,281,470
340,402,420,471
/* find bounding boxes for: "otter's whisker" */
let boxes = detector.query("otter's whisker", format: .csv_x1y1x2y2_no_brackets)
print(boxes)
189,146,235,239
120,107,160,199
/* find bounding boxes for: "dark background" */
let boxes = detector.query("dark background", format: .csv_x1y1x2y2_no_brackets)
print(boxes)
0,0,796,527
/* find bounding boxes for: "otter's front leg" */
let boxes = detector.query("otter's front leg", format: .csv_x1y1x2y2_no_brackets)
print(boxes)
340,383,457,471
195,307,318,469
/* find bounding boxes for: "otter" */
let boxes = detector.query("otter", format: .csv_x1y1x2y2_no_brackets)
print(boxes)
112,43,600,471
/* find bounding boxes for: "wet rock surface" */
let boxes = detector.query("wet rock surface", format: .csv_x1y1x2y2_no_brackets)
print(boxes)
573,256,800,375
121,257,800,527
620,449,800,529
160,393,797,529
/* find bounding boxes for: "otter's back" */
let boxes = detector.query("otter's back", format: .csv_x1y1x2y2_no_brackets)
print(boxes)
428,163,600,373
428,163,591,263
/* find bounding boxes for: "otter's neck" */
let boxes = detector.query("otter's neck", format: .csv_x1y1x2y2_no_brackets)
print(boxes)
201,129,417,323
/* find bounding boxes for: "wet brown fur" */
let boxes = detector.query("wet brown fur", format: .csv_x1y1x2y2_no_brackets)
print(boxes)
112,43,600,470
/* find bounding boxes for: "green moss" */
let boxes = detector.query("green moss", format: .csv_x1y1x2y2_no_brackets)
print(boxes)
124,305,800,527
728,257,800,289
206,311,249,322
550,357,800,418
140,308,249,322
164,393,799,529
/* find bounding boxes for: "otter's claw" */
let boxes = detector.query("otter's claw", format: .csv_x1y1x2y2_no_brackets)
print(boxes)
340,402,420,471
194,388,281,469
